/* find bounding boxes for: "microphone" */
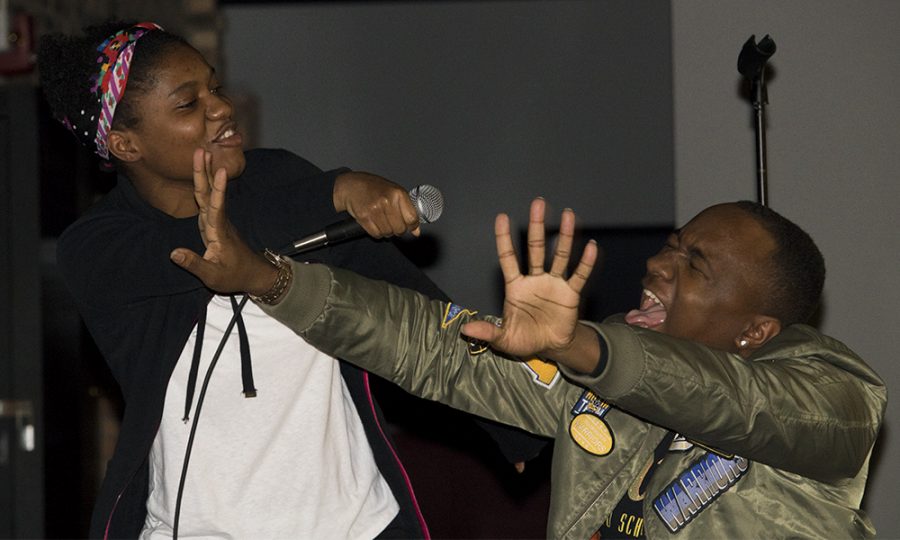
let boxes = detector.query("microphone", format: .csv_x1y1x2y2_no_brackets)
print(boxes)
284,184,444,255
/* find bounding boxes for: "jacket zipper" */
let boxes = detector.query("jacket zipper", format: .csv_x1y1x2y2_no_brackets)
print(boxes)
363,372,430,539
103,466,139,540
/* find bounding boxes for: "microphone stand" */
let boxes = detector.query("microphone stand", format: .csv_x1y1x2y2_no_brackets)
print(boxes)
738,34,776,206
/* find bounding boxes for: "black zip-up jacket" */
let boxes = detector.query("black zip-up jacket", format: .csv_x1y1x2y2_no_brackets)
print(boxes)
58,149,451,538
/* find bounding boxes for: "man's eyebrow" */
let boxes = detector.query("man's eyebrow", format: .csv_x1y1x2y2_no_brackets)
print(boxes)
689,246,709,263
676,229,711,265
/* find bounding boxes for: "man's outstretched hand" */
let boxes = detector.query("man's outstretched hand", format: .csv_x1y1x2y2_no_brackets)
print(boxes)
460,198,602,373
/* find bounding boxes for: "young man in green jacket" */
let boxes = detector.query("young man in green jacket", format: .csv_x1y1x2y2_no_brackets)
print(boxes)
171,159,886,539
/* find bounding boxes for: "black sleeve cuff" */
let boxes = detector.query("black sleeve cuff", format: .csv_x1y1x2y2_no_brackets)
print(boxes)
589,329,610,377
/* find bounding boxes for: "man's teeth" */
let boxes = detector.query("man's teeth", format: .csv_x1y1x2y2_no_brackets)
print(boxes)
644,289,662,305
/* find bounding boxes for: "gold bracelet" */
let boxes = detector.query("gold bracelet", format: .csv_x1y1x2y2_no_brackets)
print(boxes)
249,249,293,305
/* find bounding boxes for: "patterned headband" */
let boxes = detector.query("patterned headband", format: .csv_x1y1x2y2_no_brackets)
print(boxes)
87,22,164,159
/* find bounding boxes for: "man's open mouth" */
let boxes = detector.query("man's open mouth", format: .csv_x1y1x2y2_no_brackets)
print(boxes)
624,289,667,329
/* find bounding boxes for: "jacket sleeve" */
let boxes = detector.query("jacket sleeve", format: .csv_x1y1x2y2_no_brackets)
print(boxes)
560,320,886,482
261,261,569,438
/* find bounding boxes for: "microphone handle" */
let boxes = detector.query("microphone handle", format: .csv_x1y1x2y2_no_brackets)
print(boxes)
324,219,365,243
284,183,443,255
287,219,363,254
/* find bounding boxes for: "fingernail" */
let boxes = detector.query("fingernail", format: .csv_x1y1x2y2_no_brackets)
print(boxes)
171,252,185,264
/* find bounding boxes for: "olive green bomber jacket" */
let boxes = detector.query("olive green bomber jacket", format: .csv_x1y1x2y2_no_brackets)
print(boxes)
261,262,886,539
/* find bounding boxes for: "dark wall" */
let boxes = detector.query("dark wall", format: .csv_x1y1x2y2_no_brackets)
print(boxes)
222,0,675,313
1,84,44,538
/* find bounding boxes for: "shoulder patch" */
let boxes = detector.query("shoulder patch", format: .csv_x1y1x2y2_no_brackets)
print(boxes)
442,303,478,329
569,389,615,456
520,357,560,388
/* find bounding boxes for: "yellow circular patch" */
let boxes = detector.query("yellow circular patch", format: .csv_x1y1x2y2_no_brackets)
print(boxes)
569,413,614,456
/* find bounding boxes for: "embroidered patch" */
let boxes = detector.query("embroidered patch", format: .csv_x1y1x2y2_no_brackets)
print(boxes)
466,338,489,355
442,303,478,329
441,303,489,355
571,389,611,417
569,389,614,456
520,357,560,388
652,452,750,533
570,413,614,456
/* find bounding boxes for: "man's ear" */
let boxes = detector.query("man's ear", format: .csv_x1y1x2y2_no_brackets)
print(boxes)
736,316,782,357
108,130,141,163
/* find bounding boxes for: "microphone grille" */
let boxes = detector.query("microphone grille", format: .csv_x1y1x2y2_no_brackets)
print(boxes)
408,184,444,224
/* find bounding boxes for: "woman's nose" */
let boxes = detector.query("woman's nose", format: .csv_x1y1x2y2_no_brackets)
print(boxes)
207,94,232,119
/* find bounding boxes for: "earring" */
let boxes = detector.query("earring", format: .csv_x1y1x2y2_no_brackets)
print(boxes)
738,339,749,348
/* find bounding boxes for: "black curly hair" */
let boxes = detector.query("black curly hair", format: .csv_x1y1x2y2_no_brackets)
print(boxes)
37,21,189,157
734,201,826,326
